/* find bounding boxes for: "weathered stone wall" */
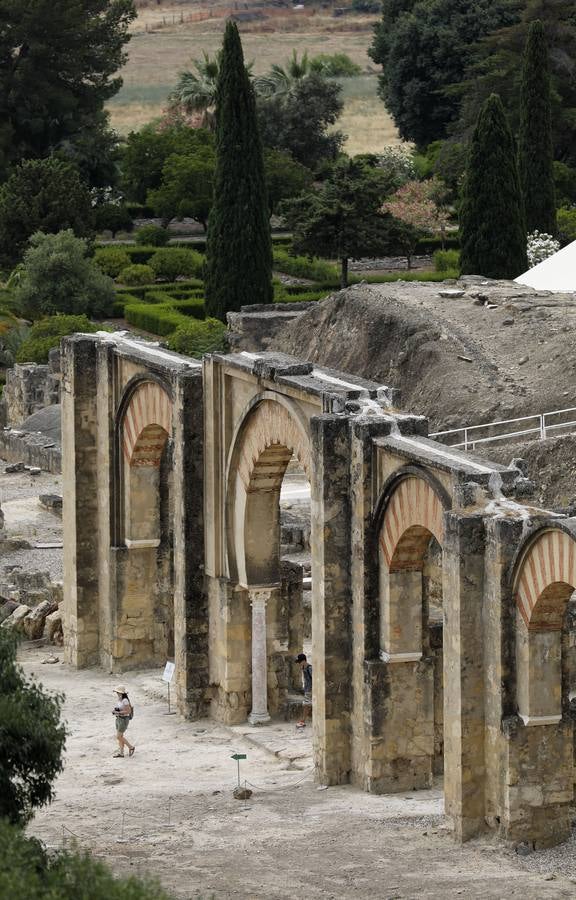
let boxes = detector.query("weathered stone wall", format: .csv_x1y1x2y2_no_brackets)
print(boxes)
62,340,576,852
0,427,61,473
2,351,61,426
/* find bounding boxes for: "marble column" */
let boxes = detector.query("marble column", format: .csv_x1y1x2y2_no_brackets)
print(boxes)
248,587,272,725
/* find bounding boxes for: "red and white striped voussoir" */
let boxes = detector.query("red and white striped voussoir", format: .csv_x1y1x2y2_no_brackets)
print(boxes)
122,382,173,465
515,529,576,630
379,476,444,570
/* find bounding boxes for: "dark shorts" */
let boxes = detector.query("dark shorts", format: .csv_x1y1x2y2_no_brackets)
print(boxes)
115,716,130,734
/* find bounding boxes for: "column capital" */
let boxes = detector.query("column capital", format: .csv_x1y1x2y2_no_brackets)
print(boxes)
246,584,279,605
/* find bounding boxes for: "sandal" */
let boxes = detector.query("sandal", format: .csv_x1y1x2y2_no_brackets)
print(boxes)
112,751,124,758
128,746,135,757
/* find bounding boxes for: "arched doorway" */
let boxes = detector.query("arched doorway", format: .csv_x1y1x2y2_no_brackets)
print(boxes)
376,473,447,791
223,396,312,725
114,379,174,668
507,527,576,845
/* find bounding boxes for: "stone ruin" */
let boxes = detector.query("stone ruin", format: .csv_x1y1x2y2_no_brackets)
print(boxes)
0,570,63,644
61,331,576,850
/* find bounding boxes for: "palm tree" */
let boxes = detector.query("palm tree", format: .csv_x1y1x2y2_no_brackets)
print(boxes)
171,52,254,129
253,50,313,99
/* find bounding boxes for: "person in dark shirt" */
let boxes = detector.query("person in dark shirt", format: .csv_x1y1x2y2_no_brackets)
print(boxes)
295,653,312,728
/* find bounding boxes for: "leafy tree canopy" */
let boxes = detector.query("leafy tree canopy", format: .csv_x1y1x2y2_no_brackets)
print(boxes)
0,159,93,268
0,0,135,183
454,0,576,166
15,230,115,320
280,157,418,287
257,73,345,169
369,0,519,146
121,125,212,203
0,630,66,826
148,144,216,229
263,150,313,213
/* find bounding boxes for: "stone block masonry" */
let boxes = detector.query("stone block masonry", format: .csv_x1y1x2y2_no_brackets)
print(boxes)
62,335,576,852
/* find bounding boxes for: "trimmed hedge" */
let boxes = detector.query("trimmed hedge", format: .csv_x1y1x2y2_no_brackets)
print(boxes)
414,234,460,254
169,297,205,319
273,248,339,282
166,318,226,358
119,264,155,286
124,302,188,336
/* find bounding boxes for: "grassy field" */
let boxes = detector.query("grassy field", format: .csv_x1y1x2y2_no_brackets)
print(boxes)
107,7,401,154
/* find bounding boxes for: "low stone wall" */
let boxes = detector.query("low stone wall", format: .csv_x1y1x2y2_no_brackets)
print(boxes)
0,427,61,473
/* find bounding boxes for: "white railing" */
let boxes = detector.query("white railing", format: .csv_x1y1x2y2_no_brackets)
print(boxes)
430,407,576,451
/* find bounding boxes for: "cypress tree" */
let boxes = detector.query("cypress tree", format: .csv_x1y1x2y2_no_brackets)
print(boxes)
518,20,556,234
460,94,527,279
205,22,273,321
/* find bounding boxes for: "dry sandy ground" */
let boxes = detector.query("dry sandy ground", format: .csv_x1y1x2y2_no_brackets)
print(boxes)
21,648,576,899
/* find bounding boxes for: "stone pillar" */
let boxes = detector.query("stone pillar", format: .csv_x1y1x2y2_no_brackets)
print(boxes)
311,414,352,785
61,336,100,667
173,370,208,719
443,512,487,842
248,587,272,725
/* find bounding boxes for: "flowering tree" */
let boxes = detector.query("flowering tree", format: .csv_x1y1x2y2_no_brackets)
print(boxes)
526,230,560,268
382,178,450,267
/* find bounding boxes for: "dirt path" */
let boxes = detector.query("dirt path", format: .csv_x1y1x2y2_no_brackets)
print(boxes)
21,648,576,899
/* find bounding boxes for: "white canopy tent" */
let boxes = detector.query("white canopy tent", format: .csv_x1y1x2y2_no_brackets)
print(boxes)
515,240,576,291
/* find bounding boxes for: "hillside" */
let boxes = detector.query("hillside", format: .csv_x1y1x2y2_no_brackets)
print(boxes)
267,279,576,432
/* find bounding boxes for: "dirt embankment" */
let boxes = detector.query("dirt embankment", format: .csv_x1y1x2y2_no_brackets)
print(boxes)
269,279,576,432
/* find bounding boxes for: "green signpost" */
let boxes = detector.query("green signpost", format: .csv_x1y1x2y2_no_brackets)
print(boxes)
231,752,247,788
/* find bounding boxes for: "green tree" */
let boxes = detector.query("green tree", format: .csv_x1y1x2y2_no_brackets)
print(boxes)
518,20,556,234
455,0,576,166
171,52,221,127
148,147,215,229
280,158,418,288
121,125,212,204
460,94,527,279
15,230,115,319
254,50,314,98
205,22,273,320
0,159,93,267
257,74,344,169
369,0,517,146
0,822,173,900
263,150,313,213
0,0,135,182
0,630,66,825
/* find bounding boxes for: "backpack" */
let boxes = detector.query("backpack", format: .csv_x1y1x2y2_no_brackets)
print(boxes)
127,697,134,721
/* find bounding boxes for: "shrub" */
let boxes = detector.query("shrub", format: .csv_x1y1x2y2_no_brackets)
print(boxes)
150,248,204,281
119,264,155,286
310,53,362,77
124,302,187,335
135,224,169,246
557,206,576,245
94,247,131,278
526,230,560,267
167,317,226,357
434,249,460,272
15,230,115,319
16,315,98,364
273,248,339,282
126,202,155,218
93,204,133,236
112,293,139,317
0,819,172,899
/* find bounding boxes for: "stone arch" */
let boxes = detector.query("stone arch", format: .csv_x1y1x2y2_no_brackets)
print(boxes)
380,475,444,572
226,394,311,586
121,380,172,467
513,528,576,724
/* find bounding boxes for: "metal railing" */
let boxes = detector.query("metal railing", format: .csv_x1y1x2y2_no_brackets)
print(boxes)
430,406,576,451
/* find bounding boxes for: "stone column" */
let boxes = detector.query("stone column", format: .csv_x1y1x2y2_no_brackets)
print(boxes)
443,511,487,842
248,587,272,725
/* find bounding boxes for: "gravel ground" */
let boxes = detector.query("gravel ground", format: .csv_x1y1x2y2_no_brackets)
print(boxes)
0,463,63,582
